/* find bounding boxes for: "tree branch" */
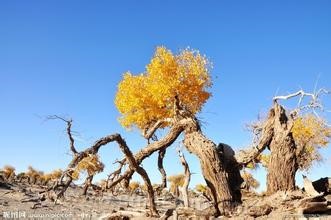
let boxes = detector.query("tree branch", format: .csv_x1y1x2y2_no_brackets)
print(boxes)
158,149,167,189
107,118,190,191
111,134,159,217
47,115,77,154
235,108,275,165
273,89,330,115
177,149,190,207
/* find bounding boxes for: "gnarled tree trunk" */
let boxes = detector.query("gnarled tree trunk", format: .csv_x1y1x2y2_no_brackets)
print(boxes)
183,127,240,215
267,103,298,194
217,143,244,203
107,118,240,216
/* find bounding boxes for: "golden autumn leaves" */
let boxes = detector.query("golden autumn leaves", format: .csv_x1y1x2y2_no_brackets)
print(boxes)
292,114,331,170
115,46,212,130
72,154,104,180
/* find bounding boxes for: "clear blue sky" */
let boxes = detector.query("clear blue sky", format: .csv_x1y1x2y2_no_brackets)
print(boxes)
1,1,331,191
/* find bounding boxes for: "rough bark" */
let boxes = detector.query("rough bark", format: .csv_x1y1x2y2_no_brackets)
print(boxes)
158,149,167,189
106,118,238,216
267,103,298,194
183,126,238,215
82,175,93,196
217,143,244,203
234,109,275,166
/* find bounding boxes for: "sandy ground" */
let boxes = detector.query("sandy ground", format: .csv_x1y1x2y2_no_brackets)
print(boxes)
0,182,212,219
1,181,330,219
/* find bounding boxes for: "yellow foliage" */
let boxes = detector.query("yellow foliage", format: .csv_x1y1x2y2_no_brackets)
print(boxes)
168,174,185,194
26,166,43,179
1,165,15,179
40,174,52,183
72,154,104,180
241,171,260,190
256,154,270,167
115,46,212,129
129,181,140,192
49,169,62,180
40,169,63,183
195,184,207,193
292,114,331,170
245,162,257,169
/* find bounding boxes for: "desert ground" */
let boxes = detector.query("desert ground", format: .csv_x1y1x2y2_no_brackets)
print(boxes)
1,175,330,220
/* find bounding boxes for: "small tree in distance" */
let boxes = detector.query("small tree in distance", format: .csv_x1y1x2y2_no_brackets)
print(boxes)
0,165,15,181
168,174,185,197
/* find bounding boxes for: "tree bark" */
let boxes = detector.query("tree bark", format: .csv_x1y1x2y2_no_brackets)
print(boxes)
178,150,190,207
158,149,167,189
267,103,298,194
217,143,243,203
115,134,159,217
107,118,239,216
183,127,238,215
82,175,94,196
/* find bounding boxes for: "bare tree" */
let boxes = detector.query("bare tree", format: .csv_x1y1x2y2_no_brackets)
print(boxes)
177,148,191,207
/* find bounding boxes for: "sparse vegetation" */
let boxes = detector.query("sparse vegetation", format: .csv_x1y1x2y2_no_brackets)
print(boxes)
1,165,15,180
1,47,330,218
168,174,185,197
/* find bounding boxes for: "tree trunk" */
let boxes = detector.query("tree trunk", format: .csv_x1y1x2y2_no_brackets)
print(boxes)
217,143,243,203
267,103,298,194
184,130,239,215
158,149,167,188
82,175,94,196
107,118,240,216
178,150,190,207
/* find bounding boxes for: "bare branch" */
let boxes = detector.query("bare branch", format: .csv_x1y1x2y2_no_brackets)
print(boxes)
107,118,191,191
142,118,173,142
112,134,159,217
273,89,330,115
142,120,164,140
47,115,77,154
177,148,191,207
235,107,275,165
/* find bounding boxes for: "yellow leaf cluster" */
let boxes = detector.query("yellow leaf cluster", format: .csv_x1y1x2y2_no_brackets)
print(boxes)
41,169,63,183
72,154,104,180
26,166,43,179
49,169,63,180
195,183,207,193
168,174,185,194
292,114,331,170
256,154,270,168
1,165,15,179
129,181,140,192
115,46,212,129
241,171,260,190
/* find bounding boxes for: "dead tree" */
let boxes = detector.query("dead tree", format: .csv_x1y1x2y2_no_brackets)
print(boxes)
236,89,330,194
47,116,107,198
48,116,159,216
177,148,190,207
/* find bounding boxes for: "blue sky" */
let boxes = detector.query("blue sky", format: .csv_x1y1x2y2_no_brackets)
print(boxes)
1,1,331,191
